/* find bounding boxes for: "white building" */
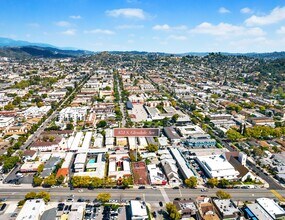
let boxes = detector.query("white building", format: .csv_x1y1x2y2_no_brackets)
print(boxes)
108,152,131,180
196,154,239,180
58,106,88,123
74,153,87,172
16,199,45,220
0,116,14,128
81,132,92,151
22,106,51,118
130,200,148,220
255,198,285,220
75,153,106,178
147,164,167,185
70,132,83,152
170,148,195,179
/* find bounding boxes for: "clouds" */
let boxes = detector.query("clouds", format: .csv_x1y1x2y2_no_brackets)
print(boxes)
116,24,144,29
70,15,81,19
152,24,187,31
61,29,76,36
84,29,115,35
106,8,146,19
55,21,71,27
277,26,285,34
245,6,285,26
190,22,266,37
240,7,253,14
168,35,187,41
219,7,230,14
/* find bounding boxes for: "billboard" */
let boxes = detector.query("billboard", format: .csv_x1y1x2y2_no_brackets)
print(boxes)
114,128,160,137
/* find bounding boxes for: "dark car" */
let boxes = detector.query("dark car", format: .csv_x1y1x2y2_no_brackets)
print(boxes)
153,211,157,218
174,198,181,201
173,186,179,189
77,198,85,202
138,186,146,189
135,197,142,200
159,201,163,207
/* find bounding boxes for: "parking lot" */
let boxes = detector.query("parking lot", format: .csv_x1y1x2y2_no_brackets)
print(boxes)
128,104,149,122
4,165,33,185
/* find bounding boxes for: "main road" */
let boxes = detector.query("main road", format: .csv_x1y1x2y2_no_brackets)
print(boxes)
0,187,281,203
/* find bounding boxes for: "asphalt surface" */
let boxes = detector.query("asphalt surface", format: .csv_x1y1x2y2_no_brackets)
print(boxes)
116,77,126,127
0,187,279,203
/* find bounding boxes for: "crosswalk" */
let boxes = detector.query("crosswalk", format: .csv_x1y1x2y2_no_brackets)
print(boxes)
159,188,170,203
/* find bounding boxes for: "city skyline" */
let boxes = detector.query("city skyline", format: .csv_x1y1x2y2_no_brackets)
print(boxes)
1,0,285,53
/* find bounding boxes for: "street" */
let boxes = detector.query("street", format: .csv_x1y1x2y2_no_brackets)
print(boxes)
0,187,280,203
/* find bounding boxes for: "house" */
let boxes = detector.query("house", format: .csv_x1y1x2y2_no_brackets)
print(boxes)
23,150,37,161
132,162,149,185
173,199,198,219
41,157,61,178
161,160,181,186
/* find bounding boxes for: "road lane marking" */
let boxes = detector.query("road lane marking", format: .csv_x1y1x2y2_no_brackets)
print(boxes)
160,188,170,203
270,190,285,202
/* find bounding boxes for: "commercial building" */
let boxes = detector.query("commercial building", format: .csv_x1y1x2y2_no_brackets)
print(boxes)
170,148,195,179
16,199,45,220
212,199,242,219
163,127,181,143
196,154,239,180
130,200,148,220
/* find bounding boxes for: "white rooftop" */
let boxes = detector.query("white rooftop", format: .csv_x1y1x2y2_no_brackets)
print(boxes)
256,198,285,219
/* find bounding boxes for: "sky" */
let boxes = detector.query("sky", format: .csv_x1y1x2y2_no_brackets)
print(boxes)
1,0,285,53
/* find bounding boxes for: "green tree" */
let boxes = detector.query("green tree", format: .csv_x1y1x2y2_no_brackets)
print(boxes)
56,175,65,185
97,193,111,203
184,176,198,188
218,179,230,188
207,178,219,188
146,144,159,152
97,120,107,128
122,177,133,188
166,203,181,220
216,190,231,199
65,123,74,130
37,164,44,173
4,103,15,110
36,191,51,203
33,176,43,187
25,192,37,200
89,177,103,189
226,129,243,141
171,114,179,122
42,174,56,187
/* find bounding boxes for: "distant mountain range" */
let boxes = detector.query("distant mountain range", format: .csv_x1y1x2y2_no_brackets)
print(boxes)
0,37,285,59
0,37,94,58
